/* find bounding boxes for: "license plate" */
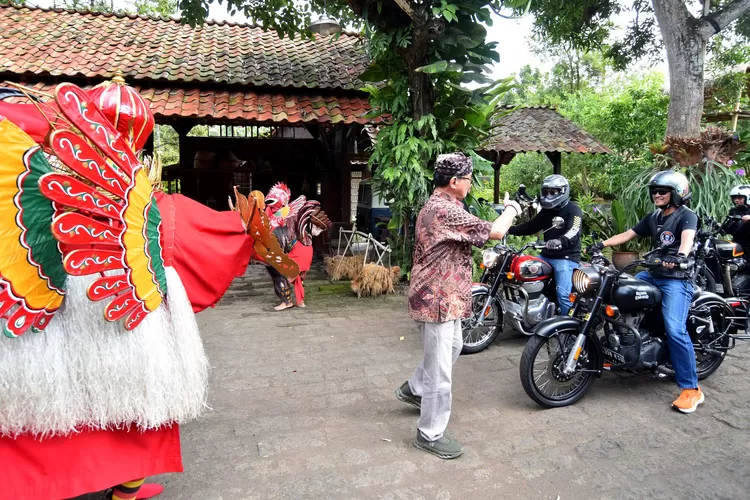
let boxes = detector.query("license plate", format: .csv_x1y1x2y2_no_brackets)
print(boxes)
602,346,625,363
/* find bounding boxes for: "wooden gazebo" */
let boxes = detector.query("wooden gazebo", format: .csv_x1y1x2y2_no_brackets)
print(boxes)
480,106,612,203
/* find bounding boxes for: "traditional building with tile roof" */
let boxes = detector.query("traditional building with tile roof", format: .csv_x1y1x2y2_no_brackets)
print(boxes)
0,4,377,226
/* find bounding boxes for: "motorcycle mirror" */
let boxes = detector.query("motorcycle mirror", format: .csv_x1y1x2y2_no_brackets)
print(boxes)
551,216,564,229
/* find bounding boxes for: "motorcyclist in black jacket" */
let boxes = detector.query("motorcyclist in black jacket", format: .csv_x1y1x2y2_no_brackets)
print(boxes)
722,185,750,250
508,175,582,315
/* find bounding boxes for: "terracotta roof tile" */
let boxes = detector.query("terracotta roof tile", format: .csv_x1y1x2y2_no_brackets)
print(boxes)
0,5,367,90
482,106,611,155
3,80,381,125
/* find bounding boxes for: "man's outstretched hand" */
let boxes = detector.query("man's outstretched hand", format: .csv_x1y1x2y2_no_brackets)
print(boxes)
585,241,604,255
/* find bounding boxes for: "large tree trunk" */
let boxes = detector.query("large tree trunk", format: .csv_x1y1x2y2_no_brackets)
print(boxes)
652,0,706,137
405,20,435,120
652,0,750,137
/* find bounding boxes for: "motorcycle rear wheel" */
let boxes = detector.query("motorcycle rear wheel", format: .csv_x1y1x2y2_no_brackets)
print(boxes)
520,331,596,408
461,291,502,354
693,302,732,379
731,274,750,297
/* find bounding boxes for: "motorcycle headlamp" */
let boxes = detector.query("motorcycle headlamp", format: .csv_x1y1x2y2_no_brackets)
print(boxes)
482,249,501,269
572,266,601,296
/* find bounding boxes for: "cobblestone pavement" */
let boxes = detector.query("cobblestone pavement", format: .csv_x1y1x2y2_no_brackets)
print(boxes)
154,264,750,500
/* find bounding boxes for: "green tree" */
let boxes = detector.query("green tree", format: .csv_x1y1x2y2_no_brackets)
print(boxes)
501,0,750,138
175,0,518,272
495,71,669,198
134,0,179,16
51,0,179,16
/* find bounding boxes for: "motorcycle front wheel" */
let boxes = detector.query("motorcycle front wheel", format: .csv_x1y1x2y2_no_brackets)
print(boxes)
461,290,502,354
520,331,596,408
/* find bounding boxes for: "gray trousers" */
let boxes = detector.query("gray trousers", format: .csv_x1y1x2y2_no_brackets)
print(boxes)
408,319,463,441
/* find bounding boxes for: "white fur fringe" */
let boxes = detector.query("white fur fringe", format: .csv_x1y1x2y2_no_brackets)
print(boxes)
0,266,209,437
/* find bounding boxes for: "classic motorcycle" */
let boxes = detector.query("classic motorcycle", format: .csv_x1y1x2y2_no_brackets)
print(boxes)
693,214,750,297
519,248,735,408
461,217,565,354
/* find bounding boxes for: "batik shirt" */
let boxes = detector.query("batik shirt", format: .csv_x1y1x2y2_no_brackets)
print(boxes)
408,191,492,323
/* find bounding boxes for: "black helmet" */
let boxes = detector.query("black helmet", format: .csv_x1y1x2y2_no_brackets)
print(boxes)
729,185,750,205
540,174,570,210
648,170,691,206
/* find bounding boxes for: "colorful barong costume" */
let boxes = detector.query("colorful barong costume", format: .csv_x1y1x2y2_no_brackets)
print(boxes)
0,79,297,499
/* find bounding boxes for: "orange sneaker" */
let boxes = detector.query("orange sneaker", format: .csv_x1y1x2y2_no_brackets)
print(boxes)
671,387,704,414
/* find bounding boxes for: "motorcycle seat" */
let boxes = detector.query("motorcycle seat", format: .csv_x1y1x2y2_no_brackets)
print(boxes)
692,286,702,301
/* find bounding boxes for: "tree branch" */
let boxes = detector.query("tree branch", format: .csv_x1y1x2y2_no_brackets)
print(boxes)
699,0,750,38
392,0,415,19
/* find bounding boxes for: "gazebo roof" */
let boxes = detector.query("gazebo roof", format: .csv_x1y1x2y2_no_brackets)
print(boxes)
481,106,612,155
0,5,379,125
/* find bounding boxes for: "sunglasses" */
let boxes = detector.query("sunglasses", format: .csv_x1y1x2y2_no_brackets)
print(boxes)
541,188,561,196
650,188,670,196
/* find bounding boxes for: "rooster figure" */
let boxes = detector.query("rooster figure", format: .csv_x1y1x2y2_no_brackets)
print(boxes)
247,182,332,310
0,80,296,500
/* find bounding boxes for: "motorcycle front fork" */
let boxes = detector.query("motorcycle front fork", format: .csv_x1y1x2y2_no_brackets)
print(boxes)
477,293,498,326
562,333,587,375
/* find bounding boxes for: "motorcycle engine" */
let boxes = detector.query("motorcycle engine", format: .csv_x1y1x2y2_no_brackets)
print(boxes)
637,337,667,370
610,314,644,363
503,282,555,327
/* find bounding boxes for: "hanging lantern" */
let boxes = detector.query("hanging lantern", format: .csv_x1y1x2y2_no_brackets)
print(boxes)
88,71,155,151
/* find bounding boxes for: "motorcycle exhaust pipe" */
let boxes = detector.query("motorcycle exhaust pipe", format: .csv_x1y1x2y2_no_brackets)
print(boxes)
724,265,735,296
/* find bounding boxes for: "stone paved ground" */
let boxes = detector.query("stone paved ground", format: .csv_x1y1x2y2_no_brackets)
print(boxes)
154,264,750,500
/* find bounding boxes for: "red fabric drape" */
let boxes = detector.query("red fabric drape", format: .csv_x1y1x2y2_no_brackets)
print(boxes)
156,192,253,313
0,101,65,145
1,425,182,500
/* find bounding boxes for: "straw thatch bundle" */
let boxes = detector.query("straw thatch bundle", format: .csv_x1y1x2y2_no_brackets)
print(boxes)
351,263,396,297
323,255,364,281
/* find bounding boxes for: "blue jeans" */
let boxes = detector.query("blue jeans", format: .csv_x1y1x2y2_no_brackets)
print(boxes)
539,256,578,315
635,271,698,389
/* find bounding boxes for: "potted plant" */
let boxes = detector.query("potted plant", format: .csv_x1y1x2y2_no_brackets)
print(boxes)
584,199,650,270
607,200,649,270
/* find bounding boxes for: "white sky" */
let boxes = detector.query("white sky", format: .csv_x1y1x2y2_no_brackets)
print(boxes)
28,0,668,84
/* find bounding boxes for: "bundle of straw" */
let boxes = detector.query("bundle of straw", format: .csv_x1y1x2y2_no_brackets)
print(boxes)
323,255,364,281
351,263,395,297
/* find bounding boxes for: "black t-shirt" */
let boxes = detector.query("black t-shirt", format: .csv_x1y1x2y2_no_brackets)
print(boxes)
632,206,698,278
508,202,583,262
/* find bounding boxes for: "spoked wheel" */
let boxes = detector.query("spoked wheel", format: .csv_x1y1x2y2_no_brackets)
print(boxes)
461,291,501,354
520,331,596,408
692,303,732,380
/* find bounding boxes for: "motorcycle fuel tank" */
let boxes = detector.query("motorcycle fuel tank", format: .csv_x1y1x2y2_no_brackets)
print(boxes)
716,240,744,259
610,277,662,313
511,255,552,282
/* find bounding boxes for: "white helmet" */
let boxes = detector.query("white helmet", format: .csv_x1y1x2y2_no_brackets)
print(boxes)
730,185,750,205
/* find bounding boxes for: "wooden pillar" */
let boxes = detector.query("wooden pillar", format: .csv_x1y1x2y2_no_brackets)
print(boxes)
172,120,197,200
492,151,516,203
143,131,155,157
332,125,351,225
493,156,501,204
545,151,562,175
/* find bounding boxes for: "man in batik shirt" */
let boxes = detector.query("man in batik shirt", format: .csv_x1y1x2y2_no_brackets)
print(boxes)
395,152,521,459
